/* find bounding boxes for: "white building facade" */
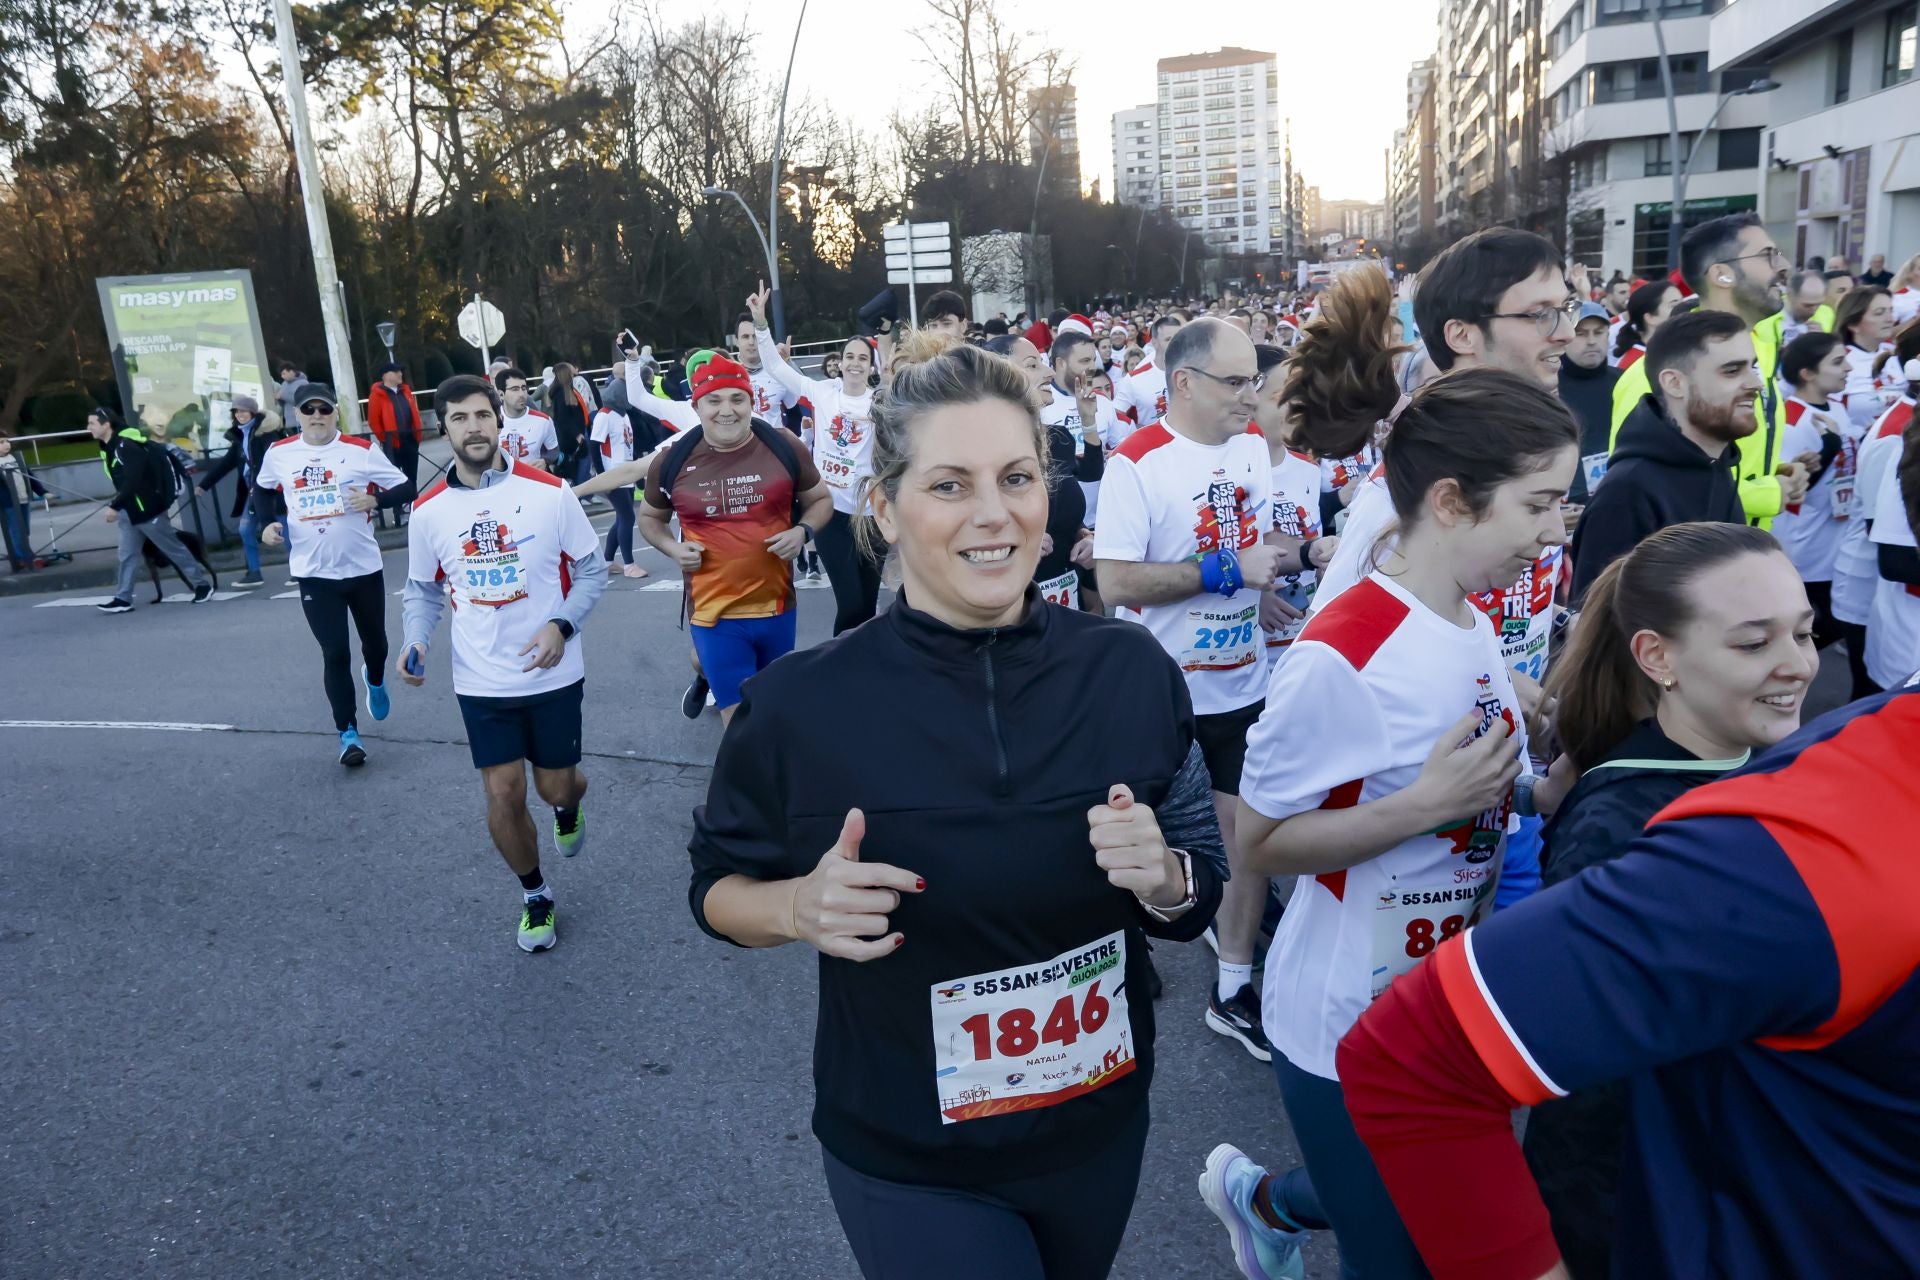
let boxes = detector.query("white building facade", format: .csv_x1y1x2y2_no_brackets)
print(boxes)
1112,105,1160,206
1110,48,1284,257
1711,0,1920,267
1545,0,1773,279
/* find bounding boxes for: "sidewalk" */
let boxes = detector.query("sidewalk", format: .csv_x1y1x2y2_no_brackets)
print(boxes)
1,436,467,597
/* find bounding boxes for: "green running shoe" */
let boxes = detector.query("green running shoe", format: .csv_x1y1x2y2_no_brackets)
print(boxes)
518,896,557,952
554,801,586,858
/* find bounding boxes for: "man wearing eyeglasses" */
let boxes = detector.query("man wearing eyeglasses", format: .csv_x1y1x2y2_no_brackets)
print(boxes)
1608,212,1806,529
1096,316,1285,1062
250,381,417,767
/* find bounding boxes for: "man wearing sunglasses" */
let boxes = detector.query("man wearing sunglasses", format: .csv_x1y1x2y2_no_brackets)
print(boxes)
1608,212,1805,529
250,381,416,767
1097,316,1286,1061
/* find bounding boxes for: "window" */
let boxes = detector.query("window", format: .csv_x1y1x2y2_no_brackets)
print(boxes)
1834,30,1853,103
1642,132,1700,176
1886,3,1917,87
1592,56,1710,103
1717,126,1761,170
1720,62,1770,93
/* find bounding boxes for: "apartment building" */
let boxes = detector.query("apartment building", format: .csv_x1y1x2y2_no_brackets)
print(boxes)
1111,47,1287,258
1112,105,1160,206
1544,0,1773,278
1028,84,1082,194
1710,0,1920,265
1390,59,1439,247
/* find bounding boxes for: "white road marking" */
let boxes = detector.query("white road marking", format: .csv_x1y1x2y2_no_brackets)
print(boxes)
35,596,120,608
0,719,234,732
639,579,684,592
272,590,302,599
160,591,247,603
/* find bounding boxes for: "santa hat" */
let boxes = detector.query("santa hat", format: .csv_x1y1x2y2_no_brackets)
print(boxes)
1024,321,1053,352
686,350,752,404
1057,313,1095,338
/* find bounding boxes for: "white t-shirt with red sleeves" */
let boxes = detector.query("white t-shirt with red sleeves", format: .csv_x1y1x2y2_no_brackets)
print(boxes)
498,408,558,465
253,431,409,580
1266,449,1323,650
1832,398,1914,625
1865,452,1920,688
1893,287,1920,326
406,462,601,698
1094,421,1271,715
1773,397,1855,584
590,407,634,467
1114,361,1169,433
1244,572,1521,1080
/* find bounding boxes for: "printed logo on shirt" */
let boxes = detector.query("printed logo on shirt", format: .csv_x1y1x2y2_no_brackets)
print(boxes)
458,513,531,607
828,414,864,449
1434,674,1518,862
295,463,333,489
1193,479,1259,554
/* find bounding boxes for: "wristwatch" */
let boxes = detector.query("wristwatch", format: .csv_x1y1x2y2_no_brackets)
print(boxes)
549,618,576,641
1512,772,1538,818
1142,847,1197,922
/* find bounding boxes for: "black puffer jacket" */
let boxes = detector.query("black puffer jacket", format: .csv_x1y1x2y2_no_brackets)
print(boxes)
1525,718,1753,1278
690,587,1224,1187
1570,396,1745,604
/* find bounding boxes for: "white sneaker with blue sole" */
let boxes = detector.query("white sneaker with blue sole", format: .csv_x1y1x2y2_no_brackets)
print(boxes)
1199,1143,1308,1280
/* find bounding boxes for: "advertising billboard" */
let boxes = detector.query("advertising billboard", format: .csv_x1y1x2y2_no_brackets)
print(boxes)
95,270,271,454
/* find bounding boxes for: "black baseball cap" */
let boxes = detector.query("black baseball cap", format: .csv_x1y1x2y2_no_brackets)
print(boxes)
292,381,338,408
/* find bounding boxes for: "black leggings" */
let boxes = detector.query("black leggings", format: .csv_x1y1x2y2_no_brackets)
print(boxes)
603,485,636,562
815,508,882,635
821,1105,1148,1280
298,570,390,732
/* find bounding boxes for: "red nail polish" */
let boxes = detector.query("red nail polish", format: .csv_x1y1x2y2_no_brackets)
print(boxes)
893,935,904,947
915,878,926,891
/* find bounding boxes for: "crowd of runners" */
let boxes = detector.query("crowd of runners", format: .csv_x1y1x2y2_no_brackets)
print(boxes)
71,218,1920,1279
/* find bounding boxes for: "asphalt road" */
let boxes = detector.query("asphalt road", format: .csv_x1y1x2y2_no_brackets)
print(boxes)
3,535,1341,1280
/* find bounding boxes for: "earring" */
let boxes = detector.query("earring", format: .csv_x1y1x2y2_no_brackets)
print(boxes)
1662,677,1676,690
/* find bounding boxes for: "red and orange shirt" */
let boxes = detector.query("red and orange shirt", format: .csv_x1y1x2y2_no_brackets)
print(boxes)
645,434,821,626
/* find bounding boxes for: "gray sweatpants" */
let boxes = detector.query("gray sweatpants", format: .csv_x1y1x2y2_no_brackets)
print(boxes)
116,512,212,600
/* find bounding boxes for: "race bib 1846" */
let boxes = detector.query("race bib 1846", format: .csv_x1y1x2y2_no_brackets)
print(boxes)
930,931,1133,1125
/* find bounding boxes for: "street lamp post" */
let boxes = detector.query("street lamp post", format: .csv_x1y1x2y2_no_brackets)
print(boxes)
766,0,810,344
1653,9,1778,271
703,185,778,303
1669,77,1781,270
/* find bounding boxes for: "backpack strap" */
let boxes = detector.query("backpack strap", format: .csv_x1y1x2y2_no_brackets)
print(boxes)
748,418,805,522
655,425,707,499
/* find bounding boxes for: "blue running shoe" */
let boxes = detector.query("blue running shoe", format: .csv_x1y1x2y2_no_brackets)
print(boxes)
361,665,390,721
1199,1143,1307,1280
338,728,367,768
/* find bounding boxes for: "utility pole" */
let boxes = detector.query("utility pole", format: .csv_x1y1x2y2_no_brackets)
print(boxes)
767,0,811,344
271,0,363,433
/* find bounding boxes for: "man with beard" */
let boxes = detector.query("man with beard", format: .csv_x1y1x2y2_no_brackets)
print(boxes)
399,374,608,953
1610,212,1804,530
1572,311,1775,603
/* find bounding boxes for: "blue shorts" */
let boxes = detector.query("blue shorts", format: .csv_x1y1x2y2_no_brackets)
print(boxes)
455,679,584,771
690,613,799,709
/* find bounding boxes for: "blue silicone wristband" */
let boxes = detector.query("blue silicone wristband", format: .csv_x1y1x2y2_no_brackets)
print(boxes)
1215,546,1243,596
1198,551,1226,594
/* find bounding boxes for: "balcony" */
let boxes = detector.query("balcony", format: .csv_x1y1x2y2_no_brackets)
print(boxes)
1549,89,1721,151
1545,14,1713,97
1710,0,1856,70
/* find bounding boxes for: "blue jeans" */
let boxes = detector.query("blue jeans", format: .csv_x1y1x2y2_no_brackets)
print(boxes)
237,508,263,578
1,497,30,567
1271,1051,1430,1279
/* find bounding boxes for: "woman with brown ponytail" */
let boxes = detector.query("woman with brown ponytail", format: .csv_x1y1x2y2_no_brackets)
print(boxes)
1522,520,1819,1278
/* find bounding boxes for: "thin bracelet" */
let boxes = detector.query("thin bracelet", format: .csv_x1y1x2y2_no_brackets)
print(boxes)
787,881,803,943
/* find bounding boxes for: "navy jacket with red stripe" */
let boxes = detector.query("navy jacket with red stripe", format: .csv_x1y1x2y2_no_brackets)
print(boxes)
1338,681,1920,1279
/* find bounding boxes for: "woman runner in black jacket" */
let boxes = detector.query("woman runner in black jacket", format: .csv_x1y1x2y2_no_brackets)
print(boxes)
689,345,1226,1280
1526,520,1818,1277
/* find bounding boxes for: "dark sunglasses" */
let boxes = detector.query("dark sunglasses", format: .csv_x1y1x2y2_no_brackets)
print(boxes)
299,403,336,415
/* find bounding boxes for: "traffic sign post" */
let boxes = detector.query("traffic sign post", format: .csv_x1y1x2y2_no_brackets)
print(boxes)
883,220,953,328
457,295,506,370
